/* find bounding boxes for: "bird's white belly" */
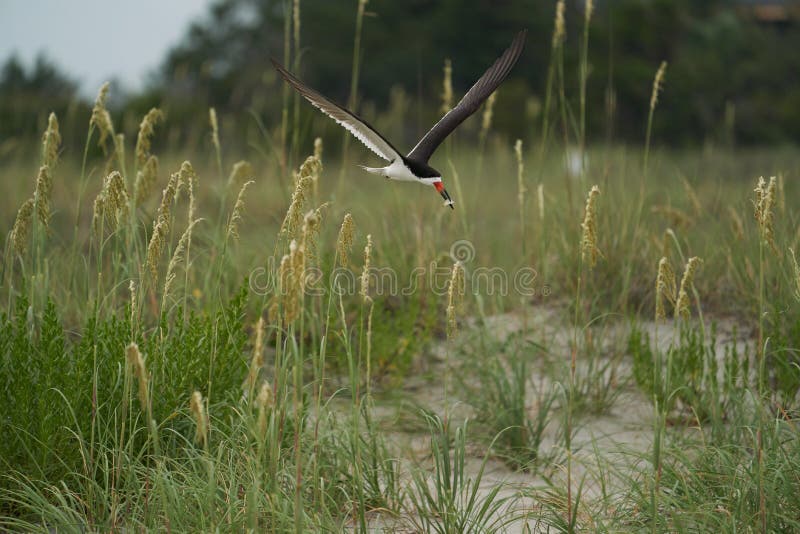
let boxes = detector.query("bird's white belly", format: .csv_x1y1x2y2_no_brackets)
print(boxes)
385,160,423,182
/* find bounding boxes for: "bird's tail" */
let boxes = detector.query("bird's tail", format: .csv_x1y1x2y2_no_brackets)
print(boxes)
358,165,386,176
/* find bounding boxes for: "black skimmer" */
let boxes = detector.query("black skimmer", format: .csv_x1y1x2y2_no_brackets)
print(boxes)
272,30,527,209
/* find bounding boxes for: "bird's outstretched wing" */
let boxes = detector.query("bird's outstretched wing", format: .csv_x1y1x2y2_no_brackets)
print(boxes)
272,59,403,163
407,30,527,164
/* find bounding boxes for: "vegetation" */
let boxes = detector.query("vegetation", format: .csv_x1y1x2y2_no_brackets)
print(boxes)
1,0,799,532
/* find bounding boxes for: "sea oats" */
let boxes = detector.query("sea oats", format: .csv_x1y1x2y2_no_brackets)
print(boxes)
515,139,526,206
655,257,677,321
135,108,164,167
336,213,356,268
227,160,254,189
314,137,323,161
789,248,800,301
177,161,198,221
446,261,466,340
301,205,328,262
650,62,668,112
360,234,373,303
126,343,149,410
163,219,202,302
91,82,115,152
272,254,291,323
10,198,34,255
226,180,255,242
675,257,702,321
41,112,61,169
209,108,220,155
280,166,314,240
146,170,179,280
91,191,105,239
134,155,159,206
441,58,453,115
93,171,129,234
113,133,125,172
190,391,208,448
247,317,266,393
280,240,304,323
33,165,53,230
580,185,601,268
753,176,778,253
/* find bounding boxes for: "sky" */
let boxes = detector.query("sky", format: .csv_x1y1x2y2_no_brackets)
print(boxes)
0,0,214,97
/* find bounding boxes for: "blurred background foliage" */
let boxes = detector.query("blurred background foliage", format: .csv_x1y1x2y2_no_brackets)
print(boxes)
3,0,800,158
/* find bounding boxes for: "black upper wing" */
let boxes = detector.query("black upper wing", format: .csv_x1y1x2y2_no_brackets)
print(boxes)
407,30,527,164
271,59,403,162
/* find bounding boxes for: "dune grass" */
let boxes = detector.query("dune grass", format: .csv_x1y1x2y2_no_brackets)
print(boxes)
2,4,800,529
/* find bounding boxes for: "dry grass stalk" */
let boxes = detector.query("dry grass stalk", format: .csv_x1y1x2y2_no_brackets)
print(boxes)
247,317,266,393
33,165,53,230
661,229,672,259
41,113,61,169
278,240,305,324
361,234,373,303
281,159,316,239
446,261,466,340
441,58,453,114
134,155,159,206
190,391,209,448
789,248,800,301
651,62,668,112
226,180,255,242
90,82,115,152
163,219,202,301
135,108,164,167
675,257,702,320
92,171,130,236
655,257,677,321
537,183,545,221
337,213,356,268
553,0,566,46
301,204,328,262
227,160,254,189
728,206,745,241
256,381,273,437
754,176,778,254
209,108,220,156
125,343,149,410
585,0,594,23
515,139,526,211
682,177,702,215
177,161,198,221
146,170,180,280
314,137,323,160
580,185,601,268
130,279,137,334
10,198,34,255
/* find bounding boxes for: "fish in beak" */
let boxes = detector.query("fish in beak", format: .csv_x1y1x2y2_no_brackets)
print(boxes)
441,188,455,209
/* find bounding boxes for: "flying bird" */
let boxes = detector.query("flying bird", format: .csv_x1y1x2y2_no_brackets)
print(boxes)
272,30,527,209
